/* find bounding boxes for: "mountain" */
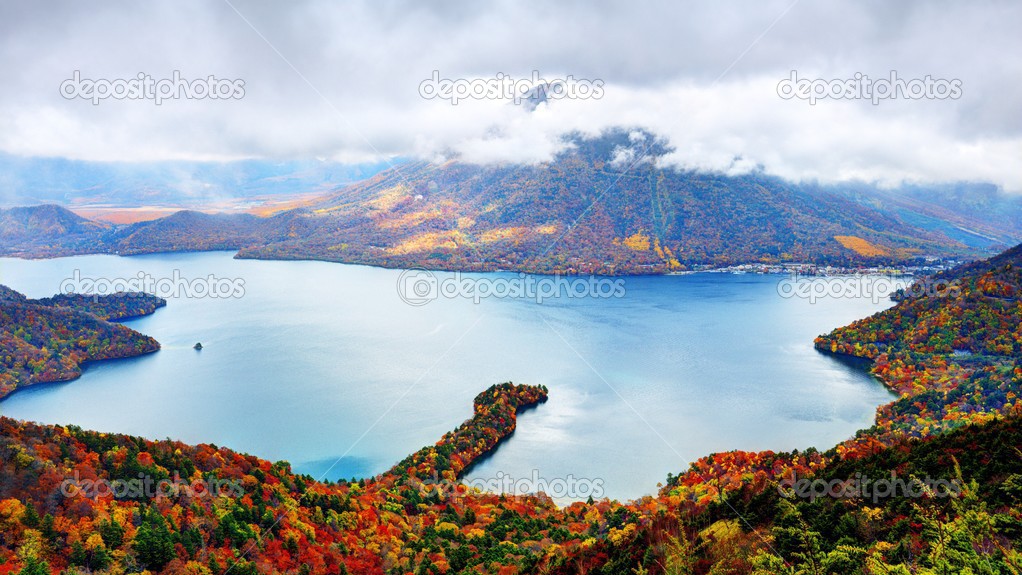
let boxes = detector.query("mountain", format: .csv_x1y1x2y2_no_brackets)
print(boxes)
236,130,1017,272
826,180,1022,249
0,205,315,256
3,130,1022,272
0,203,108,238
0,204,110,256
104,210,295,255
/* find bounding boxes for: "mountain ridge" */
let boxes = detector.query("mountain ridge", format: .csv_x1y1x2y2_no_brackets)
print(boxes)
2,130,1020,273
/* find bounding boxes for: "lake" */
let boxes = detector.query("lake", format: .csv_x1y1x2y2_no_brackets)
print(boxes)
0,251,898,502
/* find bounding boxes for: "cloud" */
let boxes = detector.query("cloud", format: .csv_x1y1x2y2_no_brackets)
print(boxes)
0,0,1019,191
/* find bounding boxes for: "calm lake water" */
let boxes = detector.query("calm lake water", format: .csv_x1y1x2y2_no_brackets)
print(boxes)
0,252,897,502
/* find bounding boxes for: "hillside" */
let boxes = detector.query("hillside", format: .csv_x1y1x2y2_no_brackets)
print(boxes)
643,241,1022,573
0,205,110,257
830,181,1022,249
0,286,164,399
234,130,1019,273
4,131,1021,272
0,244,1019,573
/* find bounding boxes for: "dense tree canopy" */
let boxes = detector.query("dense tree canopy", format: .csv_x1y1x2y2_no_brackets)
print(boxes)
0,244,1019,573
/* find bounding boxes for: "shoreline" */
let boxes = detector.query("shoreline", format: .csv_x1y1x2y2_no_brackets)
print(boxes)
0,347,161,403
0,255,920,506
1,246,964,279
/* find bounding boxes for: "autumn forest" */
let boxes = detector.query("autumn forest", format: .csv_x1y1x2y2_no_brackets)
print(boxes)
0,240,1020,574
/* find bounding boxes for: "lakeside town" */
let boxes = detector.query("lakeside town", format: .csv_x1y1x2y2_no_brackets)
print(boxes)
688,255,965,277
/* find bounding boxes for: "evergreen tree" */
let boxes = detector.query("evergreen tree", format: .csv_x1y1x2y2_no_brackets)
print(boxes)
133,508,176,571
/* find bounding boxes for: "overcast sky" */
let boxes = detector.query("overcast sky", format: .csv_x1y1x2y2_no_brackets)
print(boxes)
1,0,1019,191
